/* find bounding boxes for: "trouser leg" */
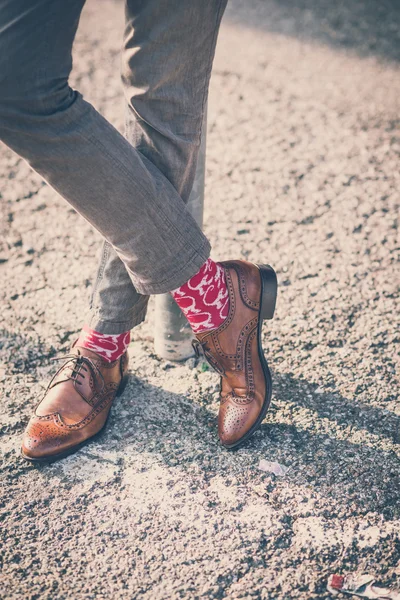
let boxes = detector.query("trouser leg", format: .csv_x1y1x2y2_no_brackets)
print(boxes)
0,0,226,300
87,0,227,333
86,241,149,334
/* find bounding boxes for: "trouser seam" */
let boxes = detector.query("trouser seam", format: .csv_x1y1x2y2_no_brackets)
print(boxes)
90,242,110,310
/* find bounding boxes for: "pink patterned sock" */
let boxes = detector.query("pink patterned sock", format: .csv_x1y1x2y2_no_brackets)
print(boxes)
171,258,230,333
76,325,130,362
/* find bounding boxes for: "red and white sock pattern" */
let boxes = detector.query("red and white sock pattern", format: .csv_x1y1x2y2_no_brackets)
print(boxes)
171,258,230,333
76,325,130,362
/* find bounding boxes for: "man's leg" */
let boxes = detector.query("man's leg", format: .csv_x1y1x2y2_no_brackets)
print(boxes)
0,0,213,297
86,0,230,338
79,0,278,453
119,2,277,451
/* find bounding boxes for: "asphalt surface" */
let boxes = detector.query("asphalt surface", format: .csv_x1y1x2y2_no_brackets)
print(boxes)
1,1,399,598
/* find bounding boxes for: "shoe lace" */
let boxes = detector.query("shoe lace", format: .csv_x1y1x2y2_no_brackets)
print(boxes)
46,353,105,392
192,339,225,376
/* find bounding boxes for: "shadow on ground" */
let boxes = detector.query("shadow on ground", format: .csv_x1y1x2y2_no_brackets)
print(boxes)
5,340,397,521
223,0,400,63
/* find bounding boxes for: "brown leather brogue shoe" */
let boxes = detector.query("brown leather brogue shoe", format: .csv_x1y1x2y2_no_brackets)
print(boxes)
21,342,129,463
193,260,277,449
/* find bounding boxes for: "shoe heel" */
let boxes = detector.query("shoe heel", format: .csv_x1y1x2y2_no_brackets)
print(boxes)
257,264,277,320
117,374,129,397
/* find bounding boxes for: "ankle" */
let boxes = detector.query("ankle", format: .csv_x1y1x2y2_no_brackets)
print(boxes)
171,258,229,334
76,326,130,362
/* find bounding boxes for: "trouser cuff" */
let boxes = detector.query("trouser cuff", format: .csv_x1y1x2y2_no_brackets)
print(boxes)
85,304,148,335
129,238,211,295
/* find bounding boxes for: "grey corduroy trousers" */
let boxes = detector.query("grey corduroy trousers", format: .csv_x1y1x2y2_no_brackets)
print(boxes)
0,0,228,333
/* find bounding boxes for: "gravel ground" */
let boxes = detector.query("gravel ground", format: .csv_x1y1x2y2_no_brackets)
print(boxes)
1,1,399,598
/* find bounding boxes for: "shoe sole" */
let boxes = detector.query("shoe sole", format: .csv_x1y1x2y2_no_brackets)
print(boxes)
222,263,277,449
20,374,130,464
